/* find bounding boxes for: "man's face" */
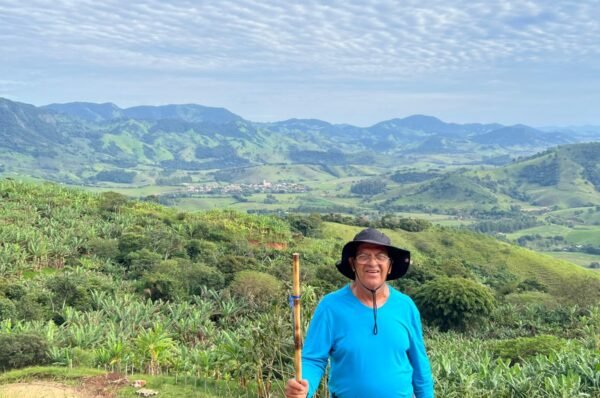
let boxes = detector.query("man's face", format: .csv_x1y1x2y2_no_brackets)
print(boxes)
350,243,392,289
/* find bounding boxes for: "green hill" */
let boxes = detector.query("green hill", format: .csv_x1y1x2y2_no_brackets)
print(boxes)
1,178,597,304
1,178,599,397
403,174,500,208
3,97,598,189
378,143,600,214
483,143,600,208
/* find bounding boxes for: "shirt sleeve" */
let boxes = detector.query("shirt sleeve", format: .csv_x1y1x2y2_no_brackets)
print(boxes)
407,299,435,398
301,299,333,398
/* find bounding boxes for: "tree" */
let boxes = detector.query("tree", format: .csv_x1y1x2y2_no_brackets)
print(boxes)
220,255,260,285
46,274,97,311
350,179,386,195
0,297,16,321
287,213,323,237
118,226,150,256
86,237,120,260
413,277,496,331
229,271,282,310
134,325,177,375
126,248,163,278
98,191,129,212
0,333,49,370
491,335,565,365
140,271,181,302
182,263,225,293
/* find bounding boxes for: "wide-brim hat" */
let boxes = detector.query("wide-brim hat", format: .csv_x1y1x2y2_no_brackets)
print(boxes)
336,228,410,280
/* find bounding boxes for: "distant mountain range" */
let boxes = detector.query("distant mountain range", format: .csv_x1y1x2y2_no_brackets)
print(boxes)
1,97,599,193
43,102,243,124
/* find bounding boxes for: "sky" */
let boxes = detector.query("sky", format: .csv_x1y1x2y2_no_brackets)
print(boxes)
1,0,599,127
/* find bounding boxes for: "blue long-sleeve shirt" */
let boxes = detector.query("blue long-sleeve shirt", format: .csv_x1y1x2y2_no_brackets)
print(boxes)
302,284,434,398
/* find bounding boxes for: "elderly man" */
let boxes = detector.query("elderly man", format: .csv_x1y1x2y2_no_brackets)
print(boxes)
285,228,434,398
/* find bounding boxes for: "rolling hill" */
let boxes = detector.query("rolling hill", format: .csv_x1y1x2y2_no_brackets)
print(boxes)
377,143,600,212
2,97,598,188
482,143,600,207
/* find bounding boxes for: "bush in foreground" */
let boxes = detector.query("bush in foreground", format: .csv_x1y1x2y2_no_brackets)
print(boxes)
414,277,496,331
0,333,49,370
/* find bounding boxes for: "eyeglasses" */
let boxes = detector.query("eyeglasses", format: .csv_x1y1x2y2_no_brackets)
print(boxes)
354,253,390,265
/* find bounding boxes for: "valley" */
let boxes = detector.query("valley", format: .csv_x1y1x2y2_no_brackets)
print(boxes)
2,97,599,269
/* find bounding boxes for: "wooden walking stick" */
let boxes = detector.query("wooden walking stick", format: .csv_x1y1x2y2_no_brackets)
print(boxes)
292,253,303,381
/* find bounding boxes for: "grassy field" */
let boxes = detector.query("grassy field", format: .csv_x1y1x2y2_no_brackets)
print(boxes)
541,251,600,269
77,184,183,196
565,226,600,245
53,175,600,259
506,224,574,239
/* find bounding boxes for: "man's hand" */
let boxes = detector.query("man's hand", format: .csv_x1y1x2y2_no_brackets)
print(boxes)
285,378,308,398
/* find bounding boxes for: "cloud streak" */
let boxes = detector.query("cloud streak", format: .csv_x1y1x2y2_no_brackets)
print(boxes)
1,0,599,125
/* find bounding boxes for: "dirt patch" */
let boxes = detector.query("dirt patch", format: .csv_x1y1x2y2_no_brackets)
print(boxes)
248,239,288,250
0,373,129,398
0,381,88,398
81,373,129,398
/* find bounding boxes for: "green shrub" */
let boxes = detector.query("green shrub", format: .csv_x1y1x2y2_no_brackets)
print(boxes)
395,218,432,232
504,291,554,307
491,335,566,365
560,276,600,307
221,255,260,285
439,258,472,278
313,264,348,291
0,333,49,370
70,347,96,367
140,272,181,302
517,278,548,293
126,248,163,277
230,270,282,310
0,280,26,300
182,263,225,294
118,226,150,256
0,297,16,321
287,213,323,237
350,179,386,195
45,273,108,311
413,277,496,331
86,237,120,259
14,291,53,321
97,191,129,212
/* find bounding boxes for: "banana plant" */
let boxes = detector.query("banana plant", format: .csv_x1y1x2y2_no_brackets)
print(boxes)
134,324,177,375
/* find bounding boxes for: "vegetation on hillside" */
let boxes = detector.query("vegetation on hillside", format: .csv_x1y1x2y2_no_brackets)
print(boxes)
1,179,599,396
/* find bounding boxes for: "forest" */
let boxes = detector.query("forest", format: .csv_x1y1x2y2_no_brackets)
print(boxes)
0,179,599,397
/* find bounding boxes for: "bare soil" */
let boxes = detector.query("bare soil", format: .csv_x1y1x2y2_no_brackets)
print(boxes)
0,381,87,398
0,373,129,398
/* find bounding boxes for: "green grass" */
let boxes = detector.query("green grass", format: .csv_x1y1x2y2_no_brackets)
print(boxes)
102,133,146,158
506,224,573,240
0,366,105,384
0,367,252,398
83,185,183,196
174,197,239,211
541,251,600,268
21,268,58,279
503,291,556,306
565,226,600,245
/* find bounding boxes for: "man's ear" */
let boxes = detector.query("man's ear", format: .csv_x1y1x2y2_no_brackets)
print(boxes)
349,258,356,272
387,263,392,274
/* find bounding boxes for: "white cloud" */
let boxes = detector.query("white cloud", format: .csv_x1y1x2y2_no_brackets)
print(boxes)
0,0,599,124
2,0,598,74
